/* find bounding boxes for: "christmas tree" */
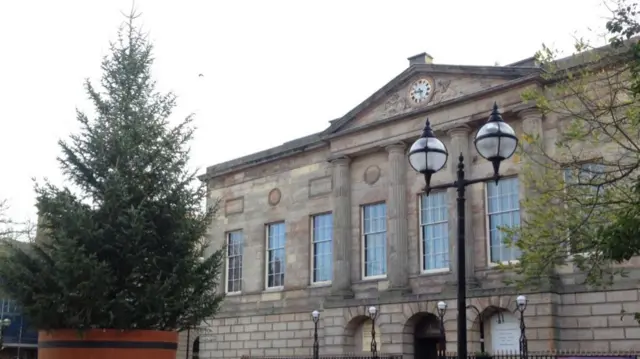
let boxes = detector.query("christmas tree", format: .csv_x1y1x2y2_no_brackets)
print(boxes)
0,12,225,331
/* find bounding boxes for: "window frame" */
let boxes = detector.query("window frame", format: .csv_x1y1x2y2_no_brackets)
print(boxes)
485,176,521,266
310,212,333,285
265,221,286,290
418,191,450,274
361,202,388,280
562,161,606,258
224,229,244,295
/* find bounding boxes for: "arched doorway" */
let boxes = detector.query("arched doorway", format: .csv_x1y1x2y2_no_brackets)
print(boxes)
345,315,382,355
413,313,443,359
192,336,200,359
486,311,519,353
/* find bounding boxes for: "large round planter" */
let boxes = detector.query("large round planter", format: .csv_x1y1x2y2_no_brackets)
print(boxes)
38,329,178,359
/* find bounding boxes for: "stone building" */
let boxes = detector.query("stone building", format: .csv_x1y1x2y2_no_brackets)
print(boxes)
195,50,640,359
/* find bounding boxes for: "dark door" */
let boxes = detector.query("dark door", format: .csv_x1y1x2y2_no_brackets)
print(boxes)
414,337,439,359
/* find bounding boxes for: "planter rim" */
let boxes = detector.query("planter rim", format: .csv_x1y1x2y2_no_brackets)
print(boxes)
39,329,178,343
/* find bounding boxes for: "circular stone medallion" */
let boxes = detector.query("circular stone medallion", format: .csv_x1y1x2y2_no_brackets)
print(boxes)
364,165,381,185
268,188,282,206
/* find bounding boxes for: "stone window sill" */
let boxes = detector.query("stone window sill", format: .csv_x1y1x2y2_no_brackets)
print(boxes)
263,286,284,293
308,281,332,288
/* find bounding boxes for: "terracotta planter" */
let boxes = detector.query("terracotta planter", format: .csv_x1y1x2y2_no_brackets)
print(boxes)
38,329,178,359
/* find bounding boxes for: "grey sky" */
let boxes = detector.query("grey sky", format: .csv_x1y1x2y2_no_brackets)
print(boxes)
0,0,609,223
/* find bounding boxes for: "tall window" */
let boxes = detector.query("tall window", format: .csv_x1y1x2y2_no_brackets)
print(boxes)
362,203,387,278
563,163,606,254
487,177,521,263
420,192,449,272
226,230,244,293
311,213,333,283
266,222,286,288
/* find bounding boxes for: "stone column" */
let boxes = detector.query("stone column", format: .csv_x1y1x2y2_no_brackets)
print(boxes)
446,126,475,284
519,108,544,161
519,108,545,207
330,157,353,296
385,143,410,291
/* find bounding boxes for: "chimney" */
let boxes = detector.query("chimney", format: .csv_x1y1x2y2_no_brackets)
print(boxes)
408,52,434,66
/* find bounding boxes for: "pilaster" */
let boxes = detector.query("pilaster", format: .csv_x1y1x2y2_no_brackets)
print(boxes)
385,143,410,292
519,108,545,157
519,108,545,200
330,156,353,297
446,126,476,286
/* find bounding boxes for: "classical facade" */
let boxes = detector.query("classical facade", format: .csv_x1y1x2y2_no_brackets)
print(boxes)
195,51,640,359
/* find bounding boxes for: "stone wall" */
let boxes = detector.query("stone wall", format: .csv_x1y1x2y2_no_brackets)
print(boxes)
201,312,324,358
176,329,200,359
557,289,640,351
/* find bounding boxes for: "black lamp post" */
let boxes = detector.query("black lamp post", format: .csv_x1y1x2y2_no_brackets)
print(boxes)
516,295,528,359
368,306,379,359
312,310,320,359
408,103,518,359
0,317,11,350
436,301,447,358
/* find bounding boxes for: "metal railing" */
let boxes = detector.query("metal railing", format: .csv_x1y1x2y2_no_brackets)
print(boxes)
237,352,639,359
439,352,638,359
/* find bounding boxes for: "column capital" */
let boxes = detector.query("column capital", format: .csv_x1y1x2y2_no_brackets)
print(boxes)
447,125,471,137
518,108,542,121
329,156,351,166
384,142,406,153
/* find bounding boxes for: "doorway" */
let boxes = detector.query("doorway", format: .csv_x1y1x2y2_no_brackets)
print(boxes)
415,337,440,359
413,314,444,359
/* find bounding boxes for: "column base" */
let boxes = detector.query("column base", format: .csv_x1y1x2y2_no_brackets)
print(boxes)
446,276,480,290
384,286,413,298
466,276,480,289
327,289,355,300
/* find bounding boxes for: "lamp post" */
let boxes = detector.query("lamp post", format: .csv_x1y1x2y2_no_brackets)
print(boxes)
408,103,518,359
0,317,10,350
516,295,528,359
312,310,320,359
436,301,447,358
368,306,379,359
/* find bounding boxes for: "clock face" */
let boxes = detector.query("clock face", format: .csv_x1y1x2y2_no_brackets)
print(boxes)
409,78,433,104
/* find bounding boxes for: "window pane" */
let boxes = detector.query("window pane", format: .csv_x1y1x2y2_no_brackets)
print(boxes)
267,223,286,288
226,230,244,293
312,213,333,283
363,203,387,278
420,192,449,271
487,178,520,263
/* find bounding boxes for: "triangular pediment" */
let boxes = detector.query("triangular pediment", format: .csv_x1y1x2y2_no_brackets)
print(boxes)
326,64,539,134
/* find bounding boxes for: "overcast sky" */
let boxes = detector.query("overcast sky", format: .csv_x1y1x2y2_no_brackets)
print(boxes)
0,0,610,223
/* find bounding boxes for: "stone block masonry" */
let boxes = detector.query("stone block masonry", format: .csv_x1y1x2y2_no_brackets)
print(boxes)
201,312,325,358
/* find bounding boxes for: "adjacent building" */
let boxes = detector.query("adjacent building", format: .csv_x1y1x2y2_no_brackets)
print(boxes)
0,297,38,359
0,240,40,359
196,50,640,359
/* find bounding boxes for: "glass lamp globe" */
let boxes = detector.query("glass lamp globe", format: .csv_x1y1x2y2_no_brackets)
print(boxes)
368,306,377,316
311,310,320,319
474,103,518,163
516,295,527,311
408,119,448,174
436,301,447,316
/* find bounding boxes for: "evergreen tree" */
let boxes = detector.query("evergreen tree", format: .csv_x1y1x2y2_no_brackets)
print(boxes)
0,12,224,331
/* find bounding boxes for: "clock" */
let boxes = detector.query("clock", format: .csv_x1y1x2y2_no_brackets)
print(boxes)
409,78,433,104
